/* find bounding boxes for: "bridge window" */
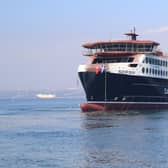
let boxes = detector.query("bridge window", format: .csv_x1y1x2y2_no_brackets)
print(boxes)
129,64,138,67
128,57,134,62
92,56,134,64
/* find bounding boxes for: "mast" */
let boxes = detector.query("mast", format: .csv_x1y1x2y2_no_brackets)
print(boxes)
125,27,139,40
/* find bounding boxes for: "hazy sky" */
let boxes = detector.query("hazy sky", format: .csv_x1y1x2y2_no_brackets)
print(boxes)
0,0,168,91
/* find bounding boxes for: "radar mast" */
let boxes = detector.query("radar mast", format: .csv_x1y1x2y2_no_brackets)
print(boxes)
125,27,139,40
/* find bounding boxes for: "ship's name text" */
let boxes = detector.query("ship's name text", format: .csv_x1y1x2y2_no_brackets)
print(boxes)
164,88,168,95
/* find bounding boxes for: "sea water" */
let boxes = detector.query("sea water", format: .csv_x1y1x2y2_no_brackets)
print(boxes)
0,90,168,168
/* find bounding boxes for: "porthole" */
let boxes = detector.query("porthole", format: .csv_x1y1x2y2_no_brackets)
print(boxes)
149,68,151,74
155,69,157,75
158,70,160,76
114,97,118,101
151,59,154,65
149,58,151,64
160,60,162,66
163,61,166,67
122,97,126,101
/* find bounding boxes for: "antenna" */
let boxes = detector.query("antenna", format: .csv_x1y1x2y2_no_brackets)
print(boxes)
125,27,139,40
133,27,136,34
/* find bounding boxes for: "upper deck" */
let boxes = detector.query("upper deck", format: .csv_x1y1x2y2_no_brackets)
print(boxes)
82,31,161,57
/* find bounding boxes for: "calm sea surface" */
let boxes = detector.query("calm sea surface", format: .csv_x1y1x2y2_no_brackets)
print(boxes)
0,90,168,168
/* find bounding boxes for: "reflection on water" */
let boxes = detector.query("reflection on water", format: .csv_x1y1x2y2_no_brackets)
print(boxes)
81,110,168,168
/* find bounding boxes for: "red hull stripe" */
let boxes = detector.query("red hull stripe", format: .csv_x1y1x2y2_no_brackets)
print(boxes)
80,102,168,112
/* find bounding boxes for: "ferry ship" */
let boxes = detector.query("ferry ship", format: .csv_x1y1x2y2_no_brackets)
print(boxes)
78,29,168,112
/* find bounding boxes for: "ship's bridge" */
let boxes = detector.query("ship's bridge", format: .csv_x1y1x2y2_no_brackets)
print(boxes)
82,32,160,56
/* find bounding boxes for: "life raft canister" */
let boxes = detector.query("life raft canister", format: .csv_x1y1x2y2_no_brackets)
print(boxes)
95,65,100,75
96,64,104,75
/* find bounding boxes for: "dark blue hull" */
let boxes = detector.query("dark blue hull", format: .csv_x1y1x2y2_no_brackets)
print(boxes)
78,72,168,103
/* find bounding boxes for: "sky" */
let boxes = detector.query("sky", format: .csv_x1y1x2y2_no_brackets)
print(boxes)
0,0,168,91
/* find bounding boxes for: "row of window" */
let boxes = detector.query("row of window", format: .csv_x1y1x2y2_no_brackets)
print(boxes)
143,57,168,67
92,57,134,64
86,44,157,55
142,67,168,77
103,47,152,52
95,44,155,52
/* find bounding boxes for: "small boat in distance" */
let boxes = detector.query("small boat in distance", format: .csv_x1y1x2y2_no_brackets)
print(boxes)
36,93,56,99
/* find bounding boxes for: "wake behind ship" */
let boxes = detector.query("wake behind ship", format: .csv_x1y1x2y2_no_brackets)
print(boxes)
78,29,168,112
